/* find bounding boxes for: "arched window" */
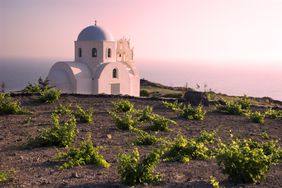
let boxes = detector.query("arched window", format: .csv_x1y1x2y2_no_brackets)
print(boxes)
78,48,82,57
92,48,97,57
107,48,111,58
112,68,118,78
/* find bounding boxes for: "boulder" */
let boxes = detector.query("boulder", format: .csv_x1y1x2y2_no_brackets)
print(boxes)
183,90,209,106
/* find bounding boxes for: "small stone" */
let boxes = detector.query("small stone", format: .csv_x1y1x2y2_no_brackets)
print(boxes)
40,178,51,185
49,169,55,174
106,134,112,139
62,180,68,185
175,174,185,182
0,136,4,140
71,172,79,178
20,184,28,188
16,138,22,142
33,157,40,162
19,156,24,160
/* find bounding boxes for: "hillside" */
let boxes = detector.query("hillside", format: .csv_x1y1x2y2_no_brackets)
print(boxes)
0,94,281,187
140,79,282,108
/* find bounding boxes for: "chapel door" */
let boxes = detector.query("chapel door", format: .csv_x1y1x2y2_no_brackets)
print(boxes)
111,83,120,95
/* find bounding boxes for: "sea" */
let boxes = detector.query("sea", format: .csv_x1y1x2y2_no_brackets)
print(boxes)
0,58,281,101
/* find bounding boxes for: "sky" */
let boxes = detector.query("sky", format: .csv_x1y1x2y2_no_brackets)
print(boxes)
1,0,282,65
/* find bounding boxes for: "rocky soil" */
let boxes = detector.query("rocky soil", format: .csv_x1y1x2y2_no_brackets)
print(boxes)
0,94,281,188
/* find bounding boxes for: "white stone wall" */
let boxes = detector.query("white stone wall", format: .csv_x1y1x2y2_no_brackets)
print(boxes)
94,62,131,95
48,69,74,93
103,41,116,62
48,62,76,93
74,41,103,74
47,62,93,94
76,78,92,94
74,40,116,75
131,75,140,97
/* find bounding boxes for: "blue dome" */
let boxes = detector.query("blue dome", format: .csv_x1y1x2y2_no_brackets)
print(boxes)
77,25,114,41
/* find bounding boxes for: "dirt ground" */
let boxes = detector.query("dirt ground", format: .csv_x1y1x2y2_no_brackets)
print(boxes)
0,94,281,188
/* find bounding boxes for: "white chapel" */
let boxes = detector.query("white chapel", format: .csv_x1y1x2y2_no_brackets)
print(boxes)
47,22,140,96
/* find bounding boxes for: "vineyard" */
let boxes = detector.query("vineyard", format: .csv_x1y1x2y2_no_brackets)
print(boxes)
0,93,281,187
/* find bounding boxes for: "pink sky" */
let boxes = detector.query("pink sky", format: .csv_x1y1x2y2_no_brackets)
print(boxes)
1,0,282,66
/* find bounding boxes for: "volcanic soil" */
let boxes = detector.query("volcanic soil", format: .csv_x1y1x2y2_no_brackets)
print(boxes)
0,94,281,188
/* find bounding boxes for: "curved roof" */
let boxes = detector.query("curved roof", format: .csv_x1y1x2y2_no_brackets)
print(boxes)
63,62,92,79
93,62,134,80
77,25,114,41
49,61,92,79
